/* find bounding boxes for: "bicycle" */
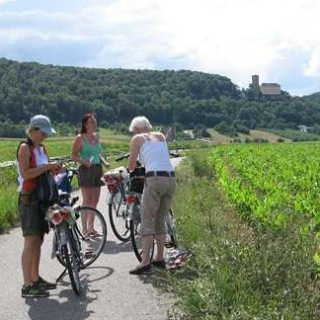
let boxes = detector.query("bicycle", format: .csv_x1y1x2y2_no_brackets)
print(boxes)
103,154,178,263
46,164,107,295
102,165,131,242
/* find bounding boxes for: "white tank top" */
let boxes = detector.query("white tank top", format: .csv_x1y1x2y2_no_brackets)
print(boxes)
139,135,173,172
18,145,49,192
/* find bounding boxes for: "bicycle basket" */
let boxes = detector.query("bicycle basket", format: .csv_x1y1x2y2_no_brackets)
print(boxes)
102,172,122,192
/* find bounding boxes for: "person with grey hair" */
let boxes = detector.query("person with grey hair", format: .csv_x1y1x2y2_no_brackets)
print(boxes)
128,116,176,274
128,116,152,133
17,114,61,298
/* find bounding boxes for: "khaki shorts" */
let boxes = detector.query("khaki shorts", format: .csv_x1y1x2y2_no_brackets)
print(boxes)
140,176,176,236
78,164,103,187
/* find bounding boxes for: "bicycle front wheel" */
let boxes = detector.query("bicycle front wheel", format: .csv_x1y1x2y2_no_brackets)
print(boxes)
165,209,178,248
108,191,130,242
61,239,82,295
56,207,107,269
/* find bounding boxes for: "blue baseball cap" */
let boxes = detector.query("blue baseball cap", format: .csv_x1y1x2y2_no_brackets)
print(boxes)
30,114,56,136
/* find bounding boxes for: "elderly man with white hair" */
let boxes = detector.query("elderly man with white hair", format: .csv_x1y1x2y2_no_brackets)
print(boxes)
127,116,176,274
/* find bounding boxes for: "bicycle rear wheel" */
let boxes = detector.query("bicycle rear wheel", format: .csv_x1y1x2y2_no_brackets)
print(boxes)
108,190,130,242
129,202,154,262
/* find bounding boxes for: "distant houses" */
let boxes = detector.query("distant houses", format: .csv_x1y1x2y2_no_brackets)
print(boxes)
297,125,311,132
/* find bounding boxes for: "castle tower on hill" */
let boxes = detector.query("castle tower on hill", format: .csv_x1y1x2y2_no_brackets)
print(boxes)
252,75,260,91
251,75,281,95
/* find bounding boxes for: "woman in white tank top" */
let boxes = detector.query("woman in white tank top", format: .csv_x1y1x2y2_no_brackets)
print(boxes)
128,116,176,275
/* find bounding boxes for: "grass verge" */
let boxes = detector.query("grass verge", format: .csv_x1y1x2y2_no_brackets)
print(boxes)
167,151,320,319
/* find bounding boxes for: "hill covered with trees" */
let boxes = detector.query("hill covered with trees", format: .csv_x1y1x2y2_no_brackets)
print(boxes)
0,57,320,137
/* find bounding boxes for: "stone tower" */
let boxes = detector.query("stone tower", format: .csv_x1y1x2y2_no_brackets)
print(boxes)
252,75,260,92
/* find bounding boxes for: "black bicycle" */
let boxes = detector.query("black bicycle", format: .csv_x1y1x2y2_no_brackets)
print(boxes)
46,166,107,295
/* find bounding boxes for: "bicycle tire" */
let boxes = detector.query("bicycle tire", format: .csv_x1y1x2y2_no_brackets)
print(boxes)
56,206,107,268
129,202,154,262
165,209,178,248
108,191,130,242
61,240,82,295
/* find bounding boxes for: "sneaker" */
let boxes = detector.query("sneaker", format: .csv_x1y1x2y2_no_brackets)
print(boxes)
34,276,57,290
21,284,49,298
151,260,166,268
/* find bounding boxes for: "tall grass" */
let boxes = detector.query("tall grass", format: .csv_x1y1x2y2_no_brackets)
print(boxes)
168,151,320,319
0,168,18,231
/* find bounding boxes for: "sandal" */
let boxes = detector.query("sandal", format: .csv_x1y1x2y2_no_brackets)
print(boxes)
87,230,102,238
81,230,90,241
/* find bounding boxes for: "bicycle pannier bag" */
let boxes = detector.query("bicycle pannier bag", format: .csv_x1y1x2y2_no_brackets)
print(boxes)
129,167,145,193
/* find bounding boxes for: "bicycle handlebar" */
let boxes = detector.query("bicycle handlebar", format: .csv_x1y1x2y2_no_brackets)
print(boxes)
169,151,180,158
115,153,130,162
50,156,73,163
115,150,180,162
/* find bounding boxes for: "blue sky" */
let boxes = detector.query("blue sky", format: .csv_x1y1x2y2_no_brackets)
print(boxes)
0,0,320,96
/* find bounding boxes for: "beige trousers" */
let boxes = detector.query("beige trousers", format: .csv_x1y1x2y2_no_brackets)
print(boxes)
140,175,176,236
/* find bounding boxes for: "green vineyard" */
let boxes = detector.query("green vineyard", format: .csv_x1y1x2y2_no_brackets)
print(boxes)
209,142,320,232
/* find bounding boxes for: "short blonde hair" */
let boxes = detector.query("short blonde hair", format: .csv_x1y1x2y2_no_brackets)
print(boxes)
129,116,152,132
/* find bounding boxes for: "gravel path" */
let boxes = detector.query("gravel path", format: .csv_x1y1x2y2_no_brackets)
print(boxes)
0,157,184,320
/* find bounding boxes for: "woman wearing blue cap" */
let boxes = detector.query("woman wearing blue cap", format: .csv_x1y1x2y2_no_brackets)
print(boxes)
17,114,61,298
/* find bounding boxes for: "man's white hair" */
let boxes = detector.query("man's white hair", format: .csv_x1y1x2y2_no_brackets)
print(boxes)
129,116,152,132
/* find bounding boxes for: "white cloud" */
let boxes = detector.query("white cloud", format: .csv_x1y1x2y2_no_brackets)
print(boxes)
1,0,320,94
304,46,320,77
0,0,16,5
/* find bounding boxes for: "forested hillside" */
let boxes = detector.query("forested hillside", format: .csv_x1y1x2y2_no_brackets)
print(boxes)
1,58,320,137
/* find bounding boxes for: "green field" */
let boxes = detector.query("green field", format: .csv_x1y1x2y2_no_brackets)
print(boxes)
169,144,320,319
0,128,130,162
209,141,320,231
0,129,131,231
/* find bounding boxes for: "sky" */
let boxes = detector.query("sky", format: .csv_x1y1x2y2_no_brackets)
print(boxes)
0,0,320,96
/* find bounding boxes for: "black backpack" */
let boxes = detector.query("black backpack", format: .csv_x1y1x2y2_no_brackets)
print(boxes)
36,171,59,206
